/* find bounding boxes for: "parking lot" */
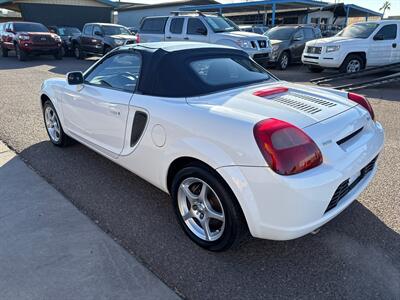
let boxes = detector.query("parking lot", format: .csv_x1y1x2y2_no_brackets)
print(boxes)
0,54,399,299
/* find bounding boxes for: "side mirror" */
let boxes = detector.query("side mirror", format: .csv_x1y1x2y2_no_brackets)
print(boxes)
67,71,84,85
373,34,384,41
6,28,12,33
196,27,207,35
94,31,103,37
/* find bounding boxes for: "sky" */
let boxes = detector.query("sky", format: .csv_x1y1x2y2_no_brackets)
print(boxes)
116,0,400,17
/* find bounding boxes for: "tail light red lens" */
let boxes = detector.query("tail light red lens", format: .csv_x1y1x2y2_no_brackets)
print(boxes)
136,34,140,44
253,118,323,175
348,92,375,120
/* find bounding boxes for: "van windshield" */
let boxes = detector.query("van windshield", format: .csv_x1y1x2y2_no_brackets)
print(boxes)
336,23,378,39
204,15,239,33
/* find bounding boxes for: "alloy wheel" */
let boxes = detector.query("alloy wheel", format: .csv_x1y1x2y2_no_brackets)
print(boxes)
280,54,289,69
346,59,361,73
177,177,225,241
45,106,61,143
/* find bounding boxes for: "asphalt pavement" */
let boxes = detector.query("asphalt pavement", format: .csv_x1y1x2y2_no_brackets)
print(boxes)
0,55,399,299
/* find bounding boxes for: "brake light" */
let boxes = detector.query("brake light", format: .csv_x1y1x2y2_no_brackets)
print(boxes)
348,92,375,120
253,87,288,97
253,118,323,175
136,34,140,44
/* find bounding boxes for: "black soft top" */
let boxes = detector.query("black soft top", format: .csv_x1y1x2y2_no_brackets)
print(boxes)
119,42,250,97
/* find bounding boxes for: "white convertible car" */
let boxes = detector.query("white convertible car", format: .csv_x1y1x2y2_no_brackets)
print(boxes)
40,42,384,251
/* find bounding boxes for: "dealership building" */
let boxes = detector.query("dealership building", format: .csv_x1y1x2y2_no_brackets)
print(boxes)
0,0,116,29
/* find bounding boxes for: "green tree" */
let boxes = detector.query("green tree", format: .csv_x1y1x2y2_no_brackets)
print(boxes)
380,1,391,19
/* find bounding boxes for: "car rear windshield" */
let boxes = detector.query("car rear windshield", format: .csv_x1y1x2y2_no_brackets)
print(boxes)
337,23,379,39
58,27,81,36
266,27,295,40
14,23,49,33
103,25,131,36
190,56,271,90
140,17,168,34
203,16,239,33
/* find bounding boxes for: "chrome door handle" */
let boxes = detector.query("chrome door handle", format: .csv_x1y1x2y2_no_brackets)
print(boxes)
184,37,189,40
166,36,171,39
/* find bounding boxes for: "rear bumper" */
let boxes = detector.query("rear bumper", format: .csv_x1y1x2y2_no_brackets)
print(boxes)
217,121,384,240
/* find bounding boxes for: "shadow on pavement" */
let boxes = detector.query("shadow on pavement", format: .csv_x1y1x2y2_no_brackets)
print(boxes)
17,140,400,300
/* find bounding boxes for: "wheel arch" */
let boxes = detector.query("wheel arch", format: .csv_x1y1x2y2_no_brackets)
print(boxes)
343,52,367,66
166,156,250,232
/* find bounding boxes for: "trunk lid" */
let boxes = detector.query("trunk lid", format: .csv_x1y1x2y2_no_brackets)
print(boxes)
187,82,357,129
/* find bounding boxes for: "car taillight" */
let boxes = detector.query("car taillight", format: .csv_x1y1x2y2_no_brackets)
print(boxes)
348,92,375,121
253,118,323,175
136,34,140,44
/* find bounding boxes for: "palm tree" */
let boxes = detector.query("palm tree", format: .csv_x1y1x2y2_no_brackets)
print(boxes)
380,1,391,19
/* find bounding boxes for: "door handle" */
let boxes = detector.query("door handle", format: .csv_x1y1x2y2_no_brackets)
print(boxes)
392,43,397,48
184,37,189,40
166,36,171,39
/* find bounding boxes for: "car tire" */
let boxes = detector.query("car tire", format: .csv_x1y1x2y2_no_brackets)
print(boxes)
1,45,8,57
340,54,365,74
171,164,249,251
54,49,63,60
308,65,324,73
276,51,290,70
15,44,27,61
42,100,72,147
74,44,84,60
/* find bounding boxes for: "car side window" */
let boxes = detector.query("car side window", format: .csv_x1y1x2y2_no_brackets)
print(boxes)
93,25,102,36
140,17,168,34
304,28,314,39
170,18,184,34
293,29,304,40
83,25,92,35
374,24,397,40
85,53,141,93
187,18,207,35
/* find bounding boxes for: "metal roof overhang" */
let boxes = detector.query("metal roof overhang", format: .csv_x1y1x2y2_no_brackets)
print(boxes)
180,0,330,14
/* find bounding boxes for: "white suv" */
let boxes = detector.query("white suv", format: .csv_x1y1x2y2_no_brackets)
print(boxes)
138,12,272,64
302,20,400,73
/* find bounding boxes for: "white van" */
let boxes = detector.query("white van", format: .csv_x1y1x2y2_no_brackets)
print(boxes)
138,11,272,64
302,20,400,73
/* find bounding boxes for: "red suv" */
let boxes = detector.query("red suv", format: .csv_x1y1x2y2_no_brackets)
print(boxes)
1,21,63,61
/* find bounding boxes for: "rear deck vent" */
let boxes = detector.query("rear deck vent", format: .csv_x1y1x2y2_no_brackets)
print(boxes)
291,93,337,107
273,95,322,114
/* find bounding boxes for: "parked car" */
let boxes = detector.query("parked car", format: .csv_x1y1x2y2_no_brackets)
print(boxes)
40,42,384,251
302,20,400,73
127,27,138,35
239,24,269,35
138,11,272,64
1,21,63,61
48,25,81,56
265,25,321,70
71,23,136,59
